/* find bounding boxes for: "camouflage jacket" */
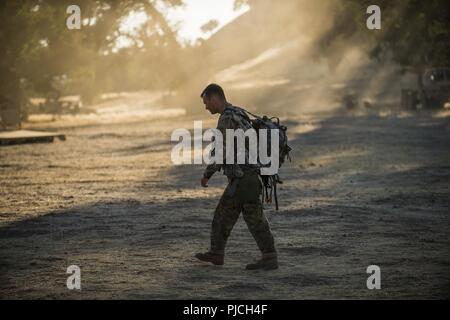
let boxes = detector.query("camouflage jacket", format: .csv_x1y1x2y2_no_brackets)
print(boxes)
203,102,260,179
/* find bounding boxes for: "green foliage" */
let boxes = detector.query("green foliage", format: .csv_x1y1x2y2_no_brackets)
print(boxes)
0,0,185,106
320,0,450,71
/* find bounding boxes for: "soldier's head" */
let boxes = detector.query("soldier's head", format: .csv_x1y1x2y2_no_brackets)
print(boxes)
200,83,227,114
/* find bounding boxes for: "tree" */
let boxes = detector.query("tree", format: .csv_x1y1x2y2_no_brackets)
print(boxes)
317,0,450,72
236,0,450,72
200,20,220,35
0,0,185,108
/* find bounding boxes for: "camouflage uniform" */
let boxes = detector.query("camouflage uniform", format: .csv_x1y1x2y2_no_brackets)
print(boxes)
204,102,276,256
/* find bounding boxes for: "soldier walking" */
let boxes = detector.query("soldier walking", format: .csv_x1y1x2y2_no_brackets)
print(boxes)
195,84,278,270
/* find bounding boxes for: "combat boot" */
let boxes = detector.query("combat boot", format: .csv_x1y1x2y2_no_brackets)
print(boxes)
245,253,278,270
195,252,224,266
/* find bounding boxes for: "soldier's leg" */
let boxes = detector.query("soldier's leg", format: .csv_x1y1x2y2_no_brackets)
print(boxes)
242,201,276,255
235,171,277,255
210,193,242,255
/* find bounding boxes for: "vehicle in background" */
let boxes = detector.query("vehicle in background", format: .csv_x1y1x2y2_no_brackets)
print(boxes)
28,93,83,115
401,67,450,109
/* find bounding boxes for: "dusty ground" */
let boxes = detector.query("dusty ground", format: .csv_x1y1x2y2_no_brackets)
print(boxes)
0,97,449,299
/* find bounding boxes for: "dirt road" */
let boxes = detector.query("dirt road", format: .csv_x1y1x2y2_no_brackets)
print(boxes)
1,104,449,299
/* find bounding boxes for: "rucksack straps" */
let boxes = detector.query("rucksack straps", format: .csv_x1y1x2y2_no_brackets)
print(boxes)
229,105,290,211
261,174,282,211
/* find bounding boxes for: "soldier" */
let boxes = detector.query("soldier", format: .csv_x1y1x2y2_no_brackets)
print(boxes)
195,83,278,270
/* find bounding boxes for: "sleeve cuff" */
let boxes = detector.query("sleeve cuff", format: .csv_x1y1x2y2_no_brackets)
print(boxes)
203,171,213,179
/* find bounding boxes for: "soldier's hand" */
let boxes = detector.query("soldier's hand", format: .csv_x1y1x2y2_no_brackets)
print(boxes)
201,177,209,187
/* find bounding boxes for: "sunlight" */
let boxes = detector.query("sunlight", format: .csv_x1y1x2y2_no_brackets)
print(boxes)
118,0,250,48
166,0,250,44
120,10,149,34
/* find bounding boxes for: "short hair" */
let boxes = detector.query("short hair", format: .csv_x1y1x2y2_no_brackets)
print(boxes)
200,83,226,100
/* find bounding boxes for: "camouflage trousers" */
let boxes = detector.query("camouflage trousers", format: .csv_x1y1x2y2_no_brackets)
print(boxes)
210,171,276,256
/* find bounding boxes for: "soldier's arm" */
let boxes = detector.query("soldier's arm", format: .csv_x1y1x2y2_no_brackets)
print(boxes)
202,113,235,179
